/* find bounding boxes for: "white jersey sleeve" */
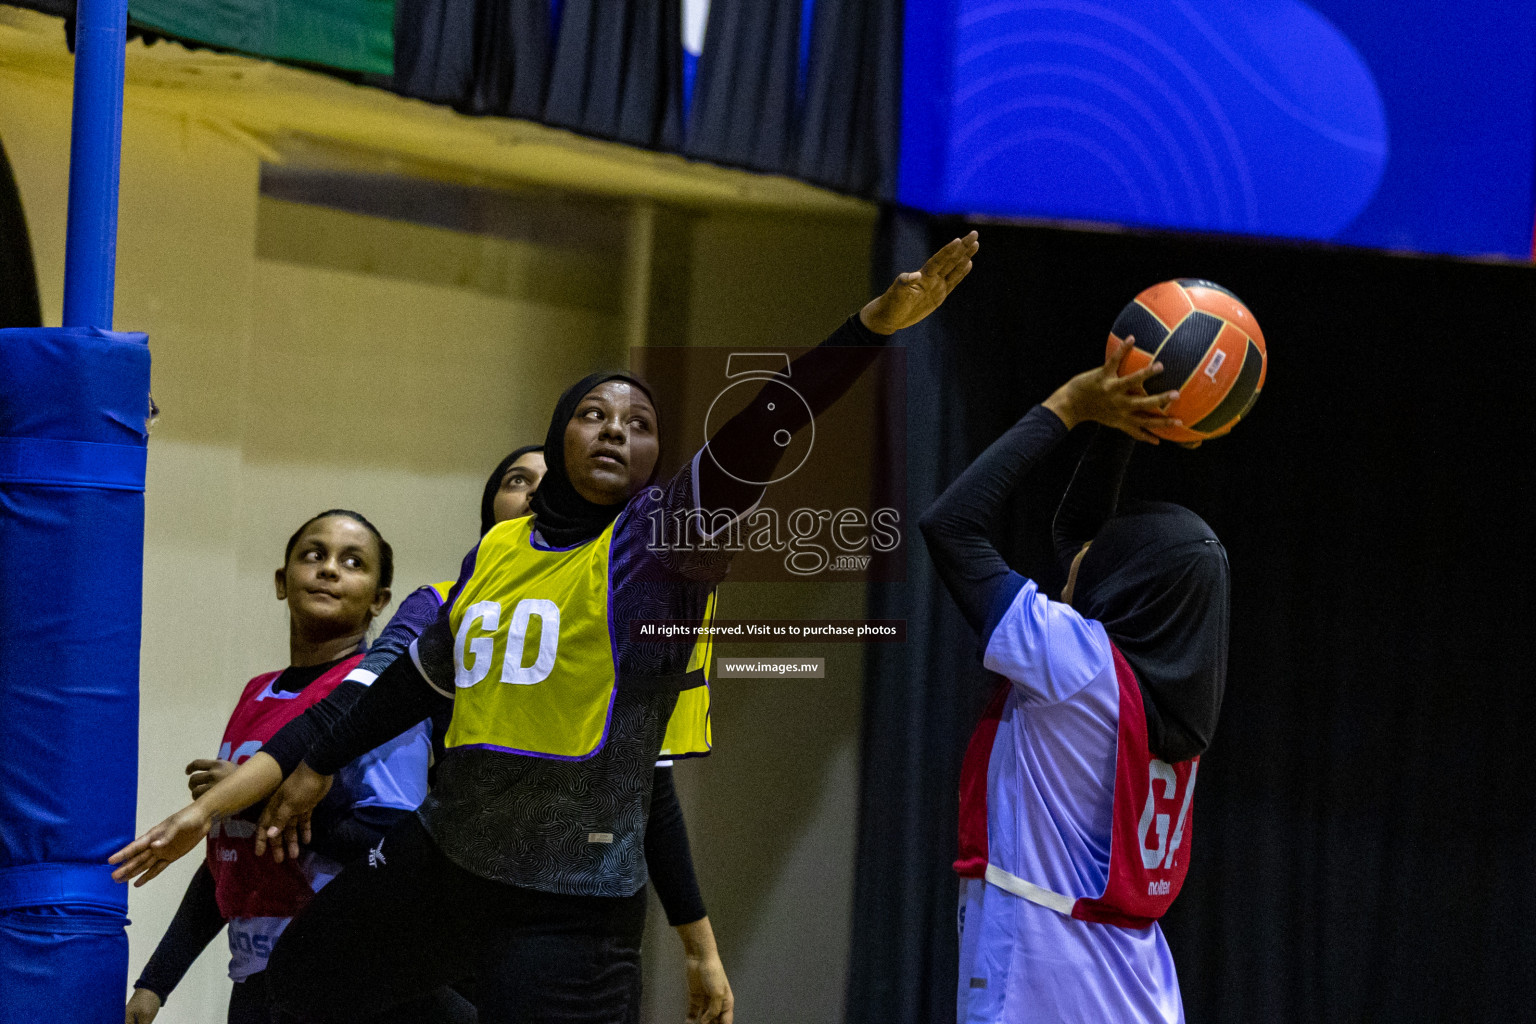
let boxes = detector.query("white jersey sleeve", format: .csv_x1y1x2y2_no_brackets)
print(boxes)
982,576,1113,706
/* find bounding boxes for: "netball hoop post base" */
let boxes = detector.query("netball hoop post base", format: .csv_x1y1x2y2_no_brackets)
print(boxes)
0,326,150,1024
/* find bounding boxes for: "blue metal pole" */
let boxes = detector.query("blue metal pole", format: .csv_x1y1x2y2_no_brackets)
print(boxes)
61,0,130,329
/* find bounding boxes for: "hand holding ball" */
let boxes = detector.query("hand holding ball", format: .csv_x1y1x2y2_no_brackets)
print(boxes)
1107,279,1266,443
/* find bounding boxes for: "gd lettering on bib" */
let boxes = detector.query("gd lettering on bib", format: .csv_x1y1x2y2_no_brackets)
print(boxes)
445,517,715,760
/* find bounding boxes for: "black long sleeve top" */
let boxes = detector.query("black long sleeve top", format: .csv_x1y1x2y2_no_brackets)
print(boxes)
1051,425,1134,565
919,409,1136,640
919,405,1071,635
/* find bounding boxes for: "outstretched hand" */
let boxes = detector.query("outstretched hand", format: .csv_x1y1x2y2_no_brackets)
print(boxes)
1043,336,1181,443
109,805,212,887
859,231,979,335
254,762,332,863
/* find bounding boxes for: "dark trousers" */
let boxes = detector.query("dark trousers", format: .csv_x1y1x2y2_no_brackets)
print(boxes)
266,815,647,1024
230,961,475,1024
229,971,273,1024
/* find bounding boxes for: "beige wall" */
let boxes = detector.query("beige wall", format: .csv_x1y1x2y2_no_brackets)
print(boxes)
636,212,875,1023
3,55,875,1024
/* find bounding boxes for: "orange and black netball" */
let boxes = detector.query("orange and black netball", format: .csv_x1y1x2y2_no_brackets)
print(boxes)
1107,279,1267,443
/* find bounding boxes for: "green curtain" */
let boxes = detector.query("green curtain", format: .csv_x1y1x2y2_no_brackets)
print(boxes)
130,0,394,74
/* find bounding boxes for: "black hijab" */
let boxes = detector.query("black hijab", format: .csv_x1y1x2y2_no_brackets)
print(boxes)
1070,501,1230,764
479,444,544,537
528,371,658,548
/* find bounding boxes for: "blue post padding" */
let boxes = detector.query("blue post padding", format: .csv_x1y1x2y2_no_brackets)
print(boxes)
0,914,129,1024
0,326,149,1023
0,864,127,913
0,437,148,490
61,0,130,330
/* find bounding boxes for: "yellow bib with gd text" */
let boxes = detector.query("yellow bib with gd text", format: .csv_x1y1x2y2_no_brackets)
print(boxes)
444,517,618,759
443,518,717,761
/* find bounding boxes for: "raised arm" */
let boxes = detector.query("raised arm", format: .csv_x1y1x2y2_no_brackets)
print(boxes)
918,408,1072,633
696,233,980,519
1052,425,1135,565
919,337,1177,635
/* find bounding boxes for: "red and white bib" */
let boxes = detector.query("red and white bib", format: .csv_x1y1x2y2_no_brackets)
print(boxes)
205,655,361,920
957,644,1198,928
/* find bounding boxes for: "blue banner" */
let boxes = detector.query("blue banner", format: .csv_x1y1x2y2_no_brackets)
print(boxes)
899,0,1536,259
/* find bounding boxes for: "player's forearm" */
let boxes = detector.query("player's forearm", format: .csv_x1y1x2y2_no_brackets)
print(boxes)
1052,425,1134,562
188,751,283,821
674,915,720,960
645,766,707,926
919,405,1070,631
697,314,888,516
133,862,225,1002
305,635,450,776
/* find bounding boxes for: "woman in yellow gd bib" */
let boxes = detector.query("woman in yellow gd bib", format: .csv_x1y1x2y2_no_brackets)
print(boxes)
111,232,981,1024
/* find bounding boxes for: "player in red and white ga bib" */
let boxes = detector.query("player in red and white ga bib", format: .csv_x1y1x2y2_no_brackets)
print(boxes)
955,577,1192,1024
963,647,1197,928
206,655,360,975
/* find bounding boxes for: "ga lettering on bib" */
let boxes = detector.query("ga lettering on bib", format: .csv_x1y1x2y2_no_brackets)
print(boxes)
445,517,716,761
969,644,1199,928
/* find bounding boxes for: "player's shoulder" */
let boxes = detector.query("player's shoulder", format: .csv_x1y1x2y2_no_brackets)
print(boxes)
994,586,1108,644
985,582,1114,703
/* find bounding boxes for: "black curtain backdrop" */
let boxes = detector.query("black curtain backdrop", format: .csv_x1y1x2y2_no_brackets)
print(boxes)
11,0,901,198
1,136,43,330
543,0,683,148
392,0,479,107
387,0,901,197
393,0,684,148
682,0,803,173
848,210,986,1024
791,0,900,198
685,0,901,197
468,0,550,119
850,209,1536,1024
